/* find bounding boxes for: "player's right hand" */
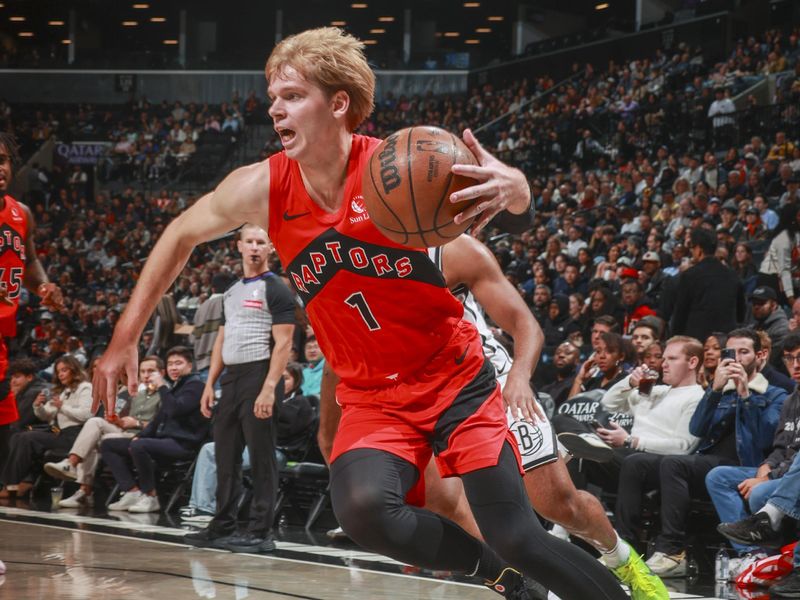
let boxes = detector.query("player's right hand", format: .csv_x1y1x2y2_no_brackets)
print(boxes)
200,386,216,419
92,342,139,417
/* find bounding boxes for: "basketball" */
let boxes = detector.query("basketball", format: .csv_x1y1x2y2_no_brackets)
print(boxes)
361,126,479,248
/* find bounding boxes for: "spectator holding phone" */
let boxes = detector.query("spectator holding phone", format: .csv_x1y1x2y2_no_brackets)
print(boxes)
706,330,800,578
556,336,704,484
1,356,92,498
625,329,786,577
43,356,164,508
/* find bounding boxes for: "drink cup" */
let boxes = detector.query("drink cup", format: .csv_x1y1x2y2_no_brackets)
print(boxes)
638,369,658,396
50,486,63,507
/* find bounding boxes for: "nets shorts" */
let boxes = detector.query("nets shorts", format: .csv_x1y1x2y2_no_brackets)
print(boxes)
331,320,522,505
506,410,559,472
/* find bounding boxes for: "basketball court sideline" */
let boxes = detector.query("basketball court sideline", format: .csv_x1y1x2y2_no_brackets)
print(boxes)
0,507,725,599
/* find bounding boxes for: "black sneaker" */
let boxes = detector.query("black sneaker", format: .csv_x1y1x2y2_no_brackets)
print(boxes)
220,532,276,553
717,512,783,548
184,527,231,549
557,432,615,463
484,567,548,600
771,569,800,598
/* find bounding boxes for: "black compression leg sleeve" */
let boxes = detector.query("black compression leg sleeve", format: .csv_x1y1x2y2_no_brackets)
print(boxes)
330,448,490,574
461,443,628,600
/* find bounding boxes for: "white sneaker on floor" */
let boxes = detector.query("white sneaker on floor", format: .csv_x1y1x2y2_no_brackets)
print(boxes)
58,489,94,508
181,508,214,524
43,459,78,481
326,526,350,540
728,552,768,581
128,494,161,513
108,490,143,511
645,551,687,577
0,559,5,575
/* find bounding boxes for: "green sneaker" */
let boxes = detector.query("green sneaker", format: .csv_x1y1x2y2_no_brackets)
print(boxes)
610,543,670,600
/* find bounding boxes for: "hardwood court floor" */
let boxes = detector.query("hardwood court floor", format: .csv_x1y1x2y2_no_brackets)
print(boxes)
0,520,492,600
0,508,730,599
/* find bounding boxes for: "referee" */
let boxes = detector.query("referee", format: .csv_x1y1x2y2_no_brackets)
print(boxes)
186,223,295,553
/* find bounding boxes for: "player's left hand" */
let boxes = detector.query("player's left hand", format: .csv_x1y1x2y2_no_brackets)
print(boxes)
450,128,530,234
504,372,545,423
595,421,628,447
254,388,276,420
38,282,64,311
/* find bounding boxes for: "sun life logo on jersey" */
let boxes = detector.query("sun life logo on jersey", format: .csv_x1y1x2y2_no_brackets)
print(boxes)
349,195,370,224
9,207,23,222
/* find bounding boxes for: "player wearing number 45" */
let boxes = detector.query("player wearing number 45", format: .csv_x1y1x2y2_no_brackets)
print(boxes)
0,131,64,503
94,27,628,599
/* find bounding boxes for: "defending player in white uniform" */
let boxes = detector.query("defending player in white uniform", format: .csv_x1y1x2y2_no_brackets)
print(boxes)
428,246,559,472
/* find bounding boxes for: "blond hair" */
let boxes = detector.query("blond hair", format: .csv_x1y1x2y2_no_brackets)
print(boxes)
266,27,375,132
666,335,703,368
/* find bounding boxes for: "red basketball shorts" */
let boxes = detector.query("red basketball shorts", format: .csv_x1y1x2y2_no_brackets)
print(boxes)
330,320,522,505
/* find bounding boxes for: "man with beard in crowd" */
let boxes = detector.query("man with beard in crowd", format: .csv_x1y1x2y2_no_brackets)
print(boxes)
540,341,581,408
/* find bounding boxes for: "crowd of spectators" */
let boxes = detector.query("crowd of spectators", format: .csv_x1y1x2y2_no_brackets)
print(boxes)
1,23,800,588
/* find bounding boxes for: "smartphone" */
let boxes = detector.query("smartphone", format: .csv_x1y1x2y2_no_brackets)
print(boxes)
43,388,51,401
590,419,603,429
721,348,736,362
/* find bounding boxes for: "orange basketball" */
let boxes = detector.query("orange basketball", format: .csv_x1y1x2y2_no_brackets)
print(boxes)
361,126,479,248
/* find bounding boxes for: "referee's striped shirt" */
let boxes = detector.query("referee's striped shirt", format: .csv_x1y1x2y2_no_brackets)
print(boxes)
221,271,296,365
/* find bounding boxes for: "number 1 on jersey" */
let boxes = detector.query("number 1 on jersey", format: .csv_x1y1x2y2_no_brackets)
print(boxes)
344,291,381,331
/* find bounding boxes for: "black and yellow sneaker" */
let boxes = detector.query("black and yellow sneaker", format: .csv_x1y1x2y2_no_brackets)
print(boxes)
484,567,549,600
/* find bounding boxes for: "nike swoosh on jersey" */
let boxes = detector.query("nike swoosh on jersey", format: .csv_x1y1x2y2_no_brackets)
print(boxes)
283,210,311,221
455,346,470,365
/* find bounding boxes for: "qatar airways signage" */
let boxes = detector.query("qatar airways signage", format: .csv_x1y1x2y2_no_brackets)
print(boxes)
54,142,111,165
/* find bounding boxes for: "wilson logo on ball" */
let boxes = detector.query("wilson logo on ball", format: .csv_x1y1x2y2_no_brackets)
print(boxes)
378,133,401,194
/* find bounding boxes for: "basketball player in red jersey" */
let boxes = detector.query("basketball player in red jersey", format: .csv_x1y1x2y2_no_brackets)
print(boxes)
93,28,625,599
318,233,669,600
0,133,63,495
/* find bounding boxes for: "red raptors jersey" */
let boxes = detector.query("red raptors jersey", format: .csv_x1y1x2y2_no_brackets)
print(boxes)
0,195,26,425
268,134,465,387
0,195,27,339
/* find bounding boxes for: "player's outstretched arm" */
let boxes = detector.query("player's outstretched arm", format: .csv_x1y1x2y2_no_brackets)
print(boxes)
93,160,271,415
444,235,544,422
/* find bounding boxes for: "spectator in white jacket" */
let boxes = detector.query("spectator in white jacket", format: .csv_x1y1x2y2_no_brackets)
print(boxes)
0,356,93,498
557,336,704,491
599,339,704,455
